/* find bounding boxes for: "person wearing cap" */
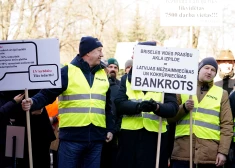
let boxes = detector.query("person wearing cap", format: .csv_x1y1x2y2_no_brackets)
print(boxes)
124,59,133,74
100,58,121,168
169,57,233,168
21,36,114,168
107,58,120,85
214,50,235,94
114,41,179,168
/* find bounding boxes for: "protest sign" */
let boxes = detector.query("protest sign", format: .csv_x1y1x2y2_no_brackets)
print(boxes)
160,0,223,26
131,45,199,95
0,38,61,91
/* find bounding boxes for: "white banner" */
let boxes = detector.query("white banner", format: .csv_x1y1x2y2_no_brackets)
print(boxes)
160,0,223,26
131,45,199,95
0,38,61,91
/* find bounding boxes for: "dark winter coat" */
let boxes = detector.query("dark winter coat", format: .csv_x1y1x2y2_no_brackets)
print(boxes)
31,55,114,142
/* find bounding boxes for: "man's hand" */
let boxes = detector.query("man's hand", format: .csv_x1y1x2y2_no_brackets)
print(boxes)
185,99,194,111
106,132,113,142
14,94,25,104
138,101,153,112
215,153,226,167
21,98,33,111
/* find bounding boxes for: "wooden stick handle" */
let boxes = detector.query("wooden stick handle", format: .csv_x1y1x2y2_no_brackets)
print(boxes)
189,95,193,168
25,89,33,168
155,93,165,168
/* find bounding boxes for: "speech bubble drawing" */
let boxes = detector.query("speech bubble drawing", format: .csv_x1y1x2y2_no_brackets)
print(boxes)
29,64,59,86
0,42,38,80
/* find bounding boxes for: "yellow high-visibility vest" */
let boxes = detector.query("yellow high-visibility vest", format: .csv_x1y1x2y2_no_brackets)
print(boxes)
58,64,109,128
176,85,223,140
121,79,167,133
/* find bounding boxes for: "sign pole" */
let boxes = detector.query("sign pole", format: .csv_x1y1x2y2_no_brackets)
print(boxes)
25,88,33,168
155,92,165,168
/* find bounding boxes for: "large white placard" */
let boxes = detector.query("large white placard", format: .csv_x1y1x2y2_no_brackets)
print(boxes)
131,45,199,95
160,0,223,26
0,38,61,91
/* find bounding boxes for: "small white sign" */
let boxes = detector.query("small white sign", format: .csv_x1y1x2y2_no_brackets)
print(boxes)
0,38,61,91
131,45,199,95
160,0,223,26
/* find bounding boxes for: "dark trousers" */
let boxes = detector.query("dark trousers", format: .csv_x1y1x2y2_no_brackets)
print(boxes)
116,128,168,168
58,140,103,168
172,160,223,168
100,135,118,168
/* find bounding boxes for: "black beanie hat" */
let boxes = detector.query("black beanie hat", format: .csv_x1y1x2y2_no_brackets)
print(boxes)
137,41,157,46
198,57,218,73
79,36,103,57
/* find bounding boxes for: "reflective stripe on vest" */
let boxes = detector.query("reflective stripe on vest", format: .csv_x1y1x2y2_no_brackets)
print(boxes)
176,85,222,140
59,94,106,101
58,64,109,128
121,79,167,133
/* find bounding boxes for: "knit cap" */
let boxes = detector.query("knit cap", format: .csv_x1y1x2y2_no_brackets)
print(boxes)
137,41,157,46
198,57,218,74
107,58,119,69
125,59,133,70
79,36,103,57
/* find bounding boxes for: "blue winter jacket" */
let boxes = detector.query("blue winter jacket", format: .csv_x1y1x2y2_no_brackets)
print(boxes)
31,55,114,142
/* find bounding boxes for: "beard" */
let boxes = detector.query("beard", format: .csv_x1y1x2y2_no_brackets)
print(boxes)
109,70,116,78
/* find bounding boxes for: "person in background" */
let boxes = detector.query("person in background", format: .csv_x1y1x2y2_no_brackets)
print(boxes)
100,58,121,168
22,36,114,168
214,50,235,94
1,90,55,168
124,59,133,74
0,93,24,168
107,58,120,85
46,98,59,168
170,57,233,168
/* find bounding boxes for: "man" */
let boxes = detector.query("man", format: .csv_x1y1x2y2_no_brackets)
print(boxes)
107,58,120,85
22,36,114,168
114,41,179,168
170,57,233,168
124,59,133,74
100,58,120,168
214,50,235,94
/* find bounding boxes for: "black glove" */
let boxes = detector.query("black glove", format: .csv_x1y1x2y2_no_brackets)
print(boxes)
138,101,153,112
149,99,158,113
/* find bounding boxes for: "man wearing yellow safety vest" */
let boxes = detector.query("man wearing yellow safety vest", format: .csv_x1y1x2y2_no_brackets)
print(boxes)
21,36,114,168
114,41,179,168
169,57,233,168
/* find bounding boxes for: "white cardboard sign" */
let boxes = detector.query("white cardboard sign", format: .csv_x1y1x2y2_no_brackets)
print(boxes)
160,0,223,26
131,45,199,95
0,38,61,91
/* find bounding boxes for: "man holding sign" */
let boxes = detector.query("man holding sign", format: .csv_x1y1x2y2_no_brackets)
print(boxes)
170,57,233,168
114,41,179,168
22,36,114,168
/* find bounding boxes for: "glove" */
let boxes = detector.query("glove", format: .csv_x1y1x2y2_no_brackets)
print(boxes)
138,101,153,112
149,98,158,113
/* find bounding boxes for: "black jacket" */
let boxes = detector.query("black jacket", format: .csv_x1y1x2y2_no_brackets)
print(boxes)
31,55,114,142
0,90,55,168
114,68,179,118
108,77,122,133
